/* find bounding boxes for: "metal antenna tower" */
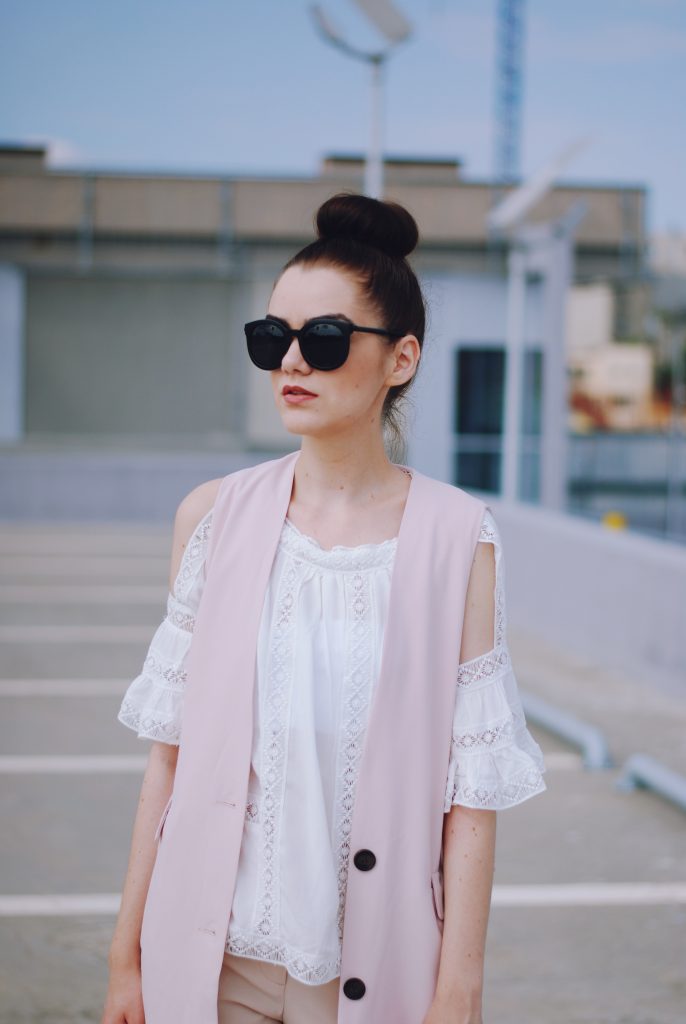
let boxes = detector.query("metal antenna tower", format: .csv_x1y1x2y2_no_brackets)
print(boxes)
494,0,526,186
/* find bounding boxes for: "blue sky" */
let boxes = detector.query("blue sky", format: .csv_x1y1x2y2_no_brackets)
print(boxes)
2,0,684,232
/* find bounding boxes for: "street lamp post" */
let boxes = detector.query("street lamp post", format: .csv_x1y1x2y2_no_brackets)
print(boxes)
310,2,412,199
488,139,590,506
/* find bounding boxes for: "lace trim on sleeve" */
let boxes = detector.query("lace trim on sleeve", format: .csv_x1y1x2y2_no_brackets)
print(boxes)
166,590,197,633
445,506,547,810
116,508,213,744
172,508,213,606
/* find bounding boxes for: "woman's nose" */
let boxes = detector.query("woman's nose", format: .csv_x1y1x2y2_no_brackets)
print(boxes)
281,335,307,369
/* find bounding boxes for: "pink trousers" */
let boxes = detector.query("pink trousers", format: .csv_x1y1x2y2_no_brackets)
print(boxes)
217,951,340,1023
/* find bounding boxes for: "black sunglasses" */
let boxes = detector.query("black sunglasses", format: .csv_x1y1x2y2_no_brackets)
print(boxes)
244,316,405,371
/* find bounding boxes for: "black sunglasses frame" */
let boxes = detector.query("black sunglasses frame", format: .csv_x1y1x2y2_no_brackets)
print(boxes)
244,316,405,372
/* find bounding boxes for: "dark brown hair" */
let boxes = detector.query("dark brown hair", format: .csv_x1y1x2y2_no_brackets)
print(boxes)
277,191,426,457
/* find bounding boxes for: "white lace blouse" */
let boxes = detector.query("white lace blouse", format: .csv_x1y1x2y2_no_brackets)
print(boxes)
118,500,547,985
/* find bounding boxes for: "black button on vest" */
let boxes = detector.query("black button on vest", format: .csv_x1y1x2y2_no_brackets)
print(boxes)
343,977,366,1000
353,848,376,871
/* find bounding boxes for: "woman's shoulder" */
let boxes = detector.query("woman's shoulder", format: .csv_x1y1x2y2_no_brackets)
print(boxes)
175,478,222,530
168,478,222,594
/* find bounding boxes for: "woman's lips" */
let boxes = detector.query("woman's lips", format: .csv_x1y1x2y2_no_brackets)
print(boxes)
283,391,317,404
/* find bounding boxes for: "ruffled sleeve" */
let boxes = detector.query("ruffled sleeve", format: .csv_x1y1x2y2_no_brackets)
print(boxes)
117,508,213,745
444,507,547,811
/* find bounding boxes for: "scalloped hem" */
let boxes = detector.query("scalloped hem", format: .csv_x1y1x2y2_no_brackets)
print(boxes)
225,930,341,986
117,705,181,745
444,754,548,812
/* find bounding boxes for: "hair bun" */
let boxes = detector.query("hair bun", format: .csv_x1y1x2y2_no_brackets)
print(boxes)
315,192,418,260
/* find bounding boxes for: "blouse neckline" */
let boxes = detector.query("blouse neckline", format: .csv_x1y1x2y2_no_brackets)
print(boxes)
279,467,411,565
280,516,398,571
284,515,399,551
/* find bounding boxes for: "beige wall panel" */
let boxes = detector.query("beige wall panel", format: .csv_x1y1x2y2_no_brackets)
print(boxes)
234,181,353,238
94,177,221,234
385,184,491,243
233,179,492,244
528,188,645,246
0,176,82,230
0,170,646,263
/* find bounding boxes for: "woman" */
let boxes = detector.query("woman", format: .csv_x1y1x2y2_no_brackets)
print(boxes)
103,192,547,1024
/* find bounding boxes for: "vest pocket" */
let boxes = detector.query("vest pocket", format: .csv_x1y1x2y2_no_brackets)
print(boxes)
431,869,445,921
153,794,173,843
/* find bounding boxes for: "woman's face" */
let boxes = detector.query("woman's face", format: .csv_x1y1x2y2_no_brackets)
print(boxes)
266,263,417,439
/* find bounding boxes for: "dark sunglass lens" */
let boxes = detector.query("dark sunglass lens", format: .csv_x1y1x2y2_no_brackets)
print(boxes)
301,322,349,370
307,322,344,337
246,321,288,369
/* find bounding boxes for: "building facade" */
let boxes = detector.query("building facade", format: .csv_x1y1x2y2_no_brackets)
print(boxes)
0,145,648,518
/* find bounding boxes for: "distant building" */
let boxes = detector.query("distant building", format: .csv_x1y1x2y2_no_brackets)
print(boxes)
564,283,655,431
650,232,686,278
568,341,654,432
0,143,649,517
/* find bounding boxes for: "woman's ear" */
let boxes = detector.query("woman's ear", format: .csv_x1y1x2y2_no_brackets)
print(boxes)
386,334,420,388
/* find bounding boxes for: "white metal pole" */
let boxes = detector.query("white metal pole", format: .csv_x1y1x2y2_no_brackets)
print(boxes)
665,322,684,540
538,230,572,511
502,239,527,500
364,56,384,198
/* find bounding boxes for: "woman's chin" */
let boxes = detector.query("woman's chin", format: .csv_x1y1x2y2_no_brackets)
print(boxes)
278,414,336,439
281,421,320,437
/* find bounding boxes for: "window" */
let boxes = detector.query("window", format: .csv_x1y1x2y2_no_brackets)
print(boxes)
453,346,542,500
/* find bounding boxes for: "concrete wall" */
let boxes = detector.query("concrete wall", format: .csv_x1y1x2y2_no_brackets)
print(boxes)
484,493,686,697
0,449,278,521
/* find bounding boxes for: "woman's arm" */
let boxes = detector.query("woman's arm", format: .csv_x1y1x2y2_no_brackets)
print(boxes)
107,741,179,970
427,537,498,1023
432,804,496,1019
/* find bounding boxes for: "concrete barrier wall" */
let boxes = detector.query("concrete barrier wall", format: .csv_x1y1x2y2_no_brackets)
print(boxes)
480,494,686,697
0,450,281,522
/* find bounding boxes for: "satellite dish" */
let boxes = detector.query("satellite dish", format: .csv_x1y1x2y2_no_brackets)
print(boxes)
488,136,593,232
350,0,413,44
310,4,364,58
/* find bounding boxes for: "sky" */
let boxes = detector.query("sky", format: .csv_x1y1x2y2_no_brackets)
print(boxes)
1,0,685,233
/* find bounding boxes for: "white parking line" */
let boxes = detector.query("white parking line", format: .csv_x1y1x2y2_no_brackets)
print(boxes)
0,753,579,773
0,586,164,603
536,752,583,769
0,895,122,915
0,680,128,696
0,626,153,643
492,883,686,906
1,883,685,917
0,556,166,574
0,755,149,773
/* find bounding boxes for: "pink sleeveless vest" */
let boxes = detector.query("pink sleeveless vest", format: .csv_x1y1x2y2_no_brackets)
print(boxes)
140,448,486,1023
